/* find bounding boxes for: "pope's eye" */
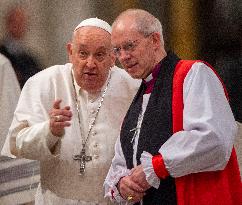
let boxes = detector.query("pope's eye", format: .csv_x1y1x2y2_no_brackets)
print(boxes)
79,51,88,58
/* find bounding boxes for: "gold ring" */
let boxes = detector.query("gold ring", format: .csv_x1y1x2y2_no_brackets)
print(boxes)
55,115,61,122
127,195,133,201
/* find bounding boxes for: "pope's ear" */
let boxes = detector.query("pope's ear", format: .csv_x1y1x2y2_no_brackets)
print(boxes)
66,42,73,62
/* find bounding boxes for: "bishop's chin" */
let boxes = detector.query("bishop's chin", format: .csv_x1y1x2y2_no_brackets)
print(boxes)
125,67,140,79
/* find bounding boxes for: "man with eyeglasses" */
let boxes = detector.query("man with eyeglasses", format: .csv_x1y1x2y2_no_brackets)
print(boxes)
2,18,140,204
104,9,241,205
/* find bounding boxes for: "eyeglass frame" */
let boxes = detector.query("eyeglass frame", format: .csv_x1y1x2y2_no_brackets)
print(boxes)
112,33,153,57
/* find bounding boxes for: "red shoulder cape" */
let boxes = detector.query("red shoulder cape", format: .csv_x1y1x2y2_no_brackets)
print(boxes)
172,60,242,205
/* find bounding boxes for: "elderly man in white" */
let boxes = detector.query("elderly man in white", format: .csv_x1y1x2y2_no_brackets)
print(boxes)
1,18,140,205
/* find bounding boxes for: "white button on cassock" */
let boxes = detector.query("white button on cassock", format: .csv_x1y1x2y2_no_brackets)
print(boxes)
92,131,97,136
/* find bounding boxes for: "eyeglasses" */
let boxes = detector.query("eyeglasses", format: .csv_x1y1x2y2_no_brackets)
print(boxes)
113,40,139,57
113,33,153,57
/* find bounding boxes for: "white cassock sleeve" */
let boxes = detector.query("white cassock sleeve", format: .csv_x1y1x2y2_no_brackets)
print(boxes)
1,75,60,160
104,135,131,204
159,62,237,177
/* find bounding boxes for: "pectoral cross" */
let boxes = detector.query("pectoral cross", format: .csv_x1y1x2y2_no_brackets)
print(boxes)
130,127,140,144
73,148,92,175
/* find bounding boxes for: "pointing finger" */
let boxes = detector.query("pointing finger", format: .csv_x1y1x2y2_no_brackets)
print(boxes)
53,99,62,109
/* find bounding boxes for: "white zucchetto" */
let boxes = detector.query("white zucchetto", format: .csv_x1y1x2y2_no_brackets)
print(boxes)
74,17,111,34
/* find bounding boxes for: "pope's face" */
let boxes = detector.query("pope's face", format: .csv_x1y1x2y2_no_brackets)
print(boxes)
111,18,156,79
67,26,115,93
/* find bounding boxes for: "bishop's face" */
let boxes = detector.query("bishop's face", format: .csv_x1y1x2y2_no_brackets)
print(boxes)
111,18,157,79
67,26,115,93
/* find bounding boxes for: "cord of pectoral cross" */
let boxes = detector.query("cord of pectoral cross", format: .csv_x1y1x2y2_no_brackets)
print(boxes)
71,68,111,147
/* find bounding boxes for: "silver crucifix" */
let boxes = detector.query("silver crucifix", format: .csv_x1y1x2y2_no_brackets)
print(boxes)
73,148,92,175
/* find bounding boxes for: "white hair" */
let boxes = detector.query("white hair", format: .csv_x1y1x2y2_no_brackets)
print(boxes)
113,9,164,45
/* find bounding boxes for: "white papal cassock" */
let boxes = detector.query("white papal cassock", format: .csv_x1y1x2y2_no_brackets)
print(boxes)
1,63,140,205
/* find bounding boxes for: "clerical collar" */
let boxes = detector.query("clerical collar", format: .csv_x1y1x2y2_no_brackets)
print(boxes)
143,63,161,94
